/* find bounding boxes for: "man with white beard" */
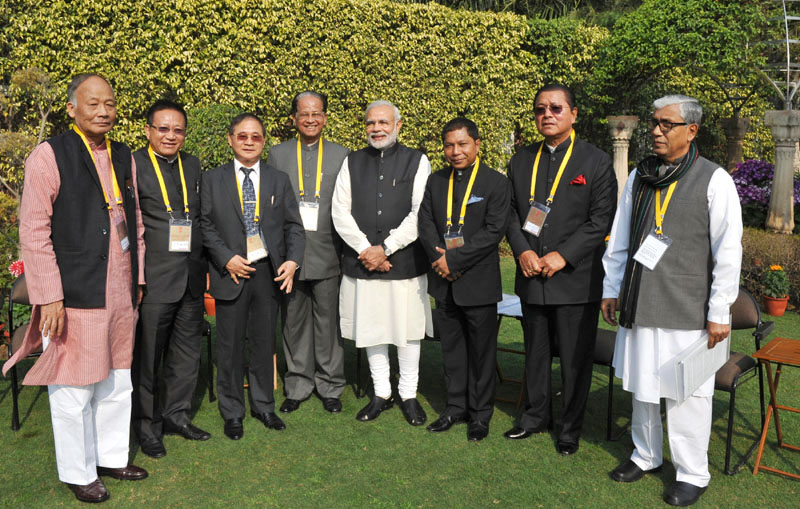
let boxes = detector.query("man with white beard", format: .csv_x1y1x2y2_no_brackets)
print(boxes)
331,100,432,425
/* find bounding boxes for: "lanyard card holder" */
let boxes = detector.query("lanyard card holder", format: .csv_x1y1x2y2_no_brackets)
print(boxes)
246,233,268,263
523,201,550,237
633,230,672,270
168,218,192,252
299,201,319,232
113,210,130,253
444,231,464,250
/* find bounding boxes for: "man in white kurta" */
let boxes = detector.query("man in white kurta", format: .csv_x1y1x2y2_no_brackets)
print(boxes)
601,95,742,507
332,100,432,425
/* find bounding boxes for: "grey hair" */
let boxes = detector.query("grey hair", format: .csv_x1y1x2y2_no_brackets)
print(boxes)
653,95,702,126
67,73,111,106
365,100,401,123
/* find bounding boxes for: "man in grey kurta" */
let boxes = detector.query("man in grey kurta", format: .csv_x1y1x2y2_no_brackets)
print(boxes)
266,91,349,413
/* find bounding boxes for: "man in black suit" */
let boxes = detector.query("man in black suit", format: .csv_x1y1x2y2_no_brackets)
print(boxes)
419,118,511,442
200,113,304,440
132,100,210,458
504,84,616,455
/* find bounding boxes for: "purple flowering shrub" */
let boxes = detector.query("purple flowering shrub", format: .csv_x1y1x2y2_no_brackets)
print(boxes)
731,159,800,233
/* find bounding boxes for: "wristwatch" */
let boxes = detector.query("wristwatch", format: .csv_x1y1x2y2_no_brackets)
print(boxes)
381,242,392,256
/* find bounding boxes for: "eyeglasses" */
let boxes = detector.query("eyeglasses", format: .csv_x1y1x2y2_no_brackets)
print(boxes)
295,111,325,120
648,118,688,132
534,104,566,116
234,133,265,143
149,125,186,136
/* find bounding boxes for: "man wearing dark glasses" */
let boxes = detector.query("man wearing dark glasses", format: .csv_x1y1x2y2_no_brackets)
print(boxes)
266,91,349,415
132,100,210,458
418,118,510,442
504,83,617,456
200,113,304,440
602,95,742,507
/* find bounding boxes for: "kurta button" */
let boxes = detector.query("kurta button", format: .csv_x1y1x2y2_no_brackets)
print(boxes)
379,175,384,180
377,229,383,233
550,156,556,161
101,254,107,260
378,192,383,198
377,210,382,215
543,223,549,228
102,228,108,235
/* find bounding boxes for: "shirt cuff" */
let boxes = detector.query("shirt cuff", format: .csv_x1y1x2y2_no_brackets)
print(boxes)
707,308,731,325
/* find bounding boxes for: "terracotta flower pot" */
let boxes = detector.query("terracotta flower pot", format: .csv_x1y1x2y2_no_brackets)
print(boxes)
763,295,789,317
204,293,216,316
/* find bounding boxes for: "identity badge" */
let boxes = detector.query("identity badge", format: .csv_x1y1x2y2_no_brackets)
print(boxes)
246,233,268,263
633,230,672,270
443,232,464,250
113,211,130,253
523,201,550,237
299,201,319,232
168,218,192,252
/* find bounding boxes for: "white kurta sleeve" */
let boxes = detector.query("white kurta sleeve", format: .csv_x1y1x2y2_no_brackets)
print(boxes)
382,154,432,254
331,157,372,254
602,170,636,299
706,167,743,325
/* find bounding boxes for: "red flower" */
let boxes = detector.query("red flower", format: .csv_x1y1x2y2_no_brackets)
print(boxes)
570,174,586,185
8,260,24,277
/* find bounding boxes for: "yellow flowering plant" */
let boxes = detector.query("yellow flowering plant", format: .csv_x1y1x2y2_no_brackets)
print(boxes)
764,265,790,298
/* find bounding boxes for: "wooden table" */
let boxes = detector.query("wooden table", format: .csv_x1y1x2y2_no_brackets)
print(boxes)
752,336,800,479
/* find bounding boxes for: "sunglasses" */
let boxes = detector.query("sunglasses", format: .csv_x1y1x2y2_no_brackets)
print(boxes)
149,125,186,136
534,104,568,116
234,133,265,143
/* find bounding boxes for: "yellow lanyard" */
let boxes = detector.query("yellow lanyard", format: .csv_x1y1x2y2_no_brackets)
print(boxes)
529,130,575,206
297,138,323,201
654,181,678,236
73,125,122,210
446,156,480,232
147,145,189,218
235,167,260,223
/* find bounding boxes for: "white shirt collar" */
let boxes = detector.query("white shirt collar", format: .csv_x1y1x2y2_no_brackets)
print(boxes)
234,159,260,175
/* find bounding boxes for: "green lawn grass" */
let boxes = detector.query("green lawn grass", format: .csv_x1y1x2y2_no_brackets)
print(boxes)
1,256,799,507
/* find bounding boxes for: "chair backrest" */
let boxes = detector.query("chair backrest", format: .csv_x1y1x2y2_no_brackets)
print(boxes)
730,287,759,331
8,274,29,330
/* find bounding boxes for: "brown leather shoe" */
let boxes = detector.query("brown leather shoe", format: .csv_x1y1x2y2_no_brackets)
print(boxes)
96,464,148,481
67,478,109,503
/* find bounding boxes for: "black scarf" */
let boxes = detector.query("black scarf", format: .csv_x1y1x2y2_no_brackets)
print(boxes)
618,143,699,328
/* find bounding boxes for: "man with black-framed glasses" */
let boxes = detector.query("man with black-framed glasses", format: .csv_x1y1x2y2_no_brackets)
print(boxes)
505,83,617,456
201,113,304,440
132,100,210,458
602,95,742,507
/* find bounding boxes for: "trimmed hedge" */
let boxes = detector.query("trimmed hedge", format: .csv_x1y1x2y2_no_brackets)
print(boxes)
741,227,800,308
0,0,611,172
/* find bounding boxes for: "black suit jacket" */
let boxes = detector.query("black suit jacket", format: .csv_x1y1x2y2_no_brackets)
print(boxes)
200,160,305,301
507,136,616,305
419,162,511,307
134,147,205,304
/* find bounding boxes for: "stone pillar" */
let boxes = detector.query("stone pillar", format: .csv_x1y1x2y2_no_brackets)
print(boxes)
720,116,750,172
606,115,639,201
763,110,799,234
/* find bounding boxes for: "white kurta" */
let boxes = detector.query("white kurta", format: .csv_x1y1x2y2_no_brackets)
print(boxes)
602,166,742,404
332,149,433,348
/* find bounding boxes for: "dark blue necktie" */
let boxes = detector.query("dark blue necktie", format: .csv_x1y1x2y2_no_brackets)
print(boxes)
241,167,258,236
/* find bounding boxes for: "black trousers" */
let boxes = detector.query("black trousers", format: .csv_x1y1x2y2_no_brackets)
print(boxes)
518,301,600,444
132,286,204,441
435,288,498,423
215,260,279,420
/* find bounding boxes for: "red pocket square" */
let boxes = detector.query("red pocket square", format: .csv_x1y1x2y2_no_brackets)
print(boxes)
570,174,586,185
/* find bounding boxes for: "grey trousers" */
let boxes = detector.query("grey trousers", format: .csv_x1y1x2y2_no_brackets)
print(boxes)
281,276,345,400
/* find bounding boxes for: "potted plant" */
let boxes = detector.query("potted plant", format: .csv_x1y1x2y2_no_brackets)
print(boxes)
763,265,791,316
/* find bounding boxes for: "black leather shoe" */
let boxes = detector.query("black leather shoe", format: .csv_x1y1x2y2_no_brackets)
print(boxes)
426,413,467,432
164,422,211,441
322,398,342,413
556,441,579,455
663,481,707,507
610,459,662,483
356,396,394,422
96,464,148,481
253,411,286,430
224,418,244,440
67,479,109,503
139,437,166,458
400,398,427,426
467,421,489,442
503,426,547,440
280,398,302,413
